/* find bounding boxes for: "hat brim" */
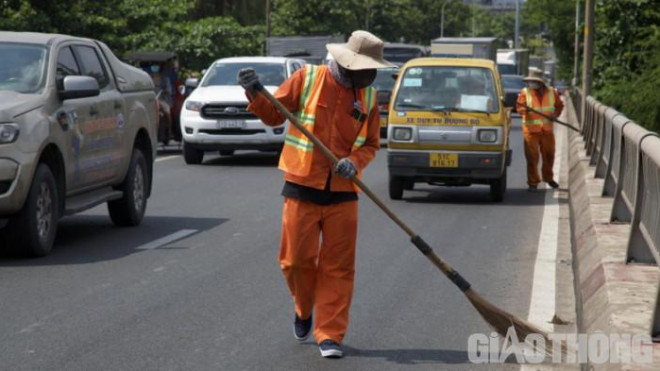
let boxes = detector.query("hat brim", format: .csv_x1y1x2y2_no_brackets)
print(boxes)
523,76,546,84
326,44,396,70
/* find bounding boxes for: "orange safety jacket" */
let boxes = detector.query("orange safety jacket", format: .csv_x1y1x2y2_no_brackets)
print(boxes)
281,65,375,177
247,65,380,192
517,87,562,134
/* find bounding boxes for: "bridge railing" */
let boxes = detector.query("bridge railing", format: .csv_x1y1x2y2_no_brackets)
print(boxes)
571,89,660,337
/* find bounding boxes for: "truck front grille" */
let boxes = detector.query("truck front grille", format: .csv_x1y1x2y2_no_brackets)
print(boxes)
198,129,266,135
201,104,257,120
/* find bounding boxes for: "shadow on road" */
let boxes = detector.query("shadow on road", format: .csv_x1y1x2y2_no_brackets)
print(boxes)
0,215,227,265
401,187,562,206
341,345,520,365
201,152,279,167
343,346,470,364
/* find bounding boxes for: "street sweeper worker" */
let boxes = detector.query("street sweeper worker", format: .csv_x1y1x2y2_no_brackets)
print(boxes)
516,68,564,191
237,30,395,359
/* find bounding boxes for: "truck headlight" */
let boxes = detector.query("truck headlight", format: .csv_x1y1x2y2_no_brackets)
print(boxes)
185,101,203,112
0,123,19,144
478,129,497,143
392,127,412,141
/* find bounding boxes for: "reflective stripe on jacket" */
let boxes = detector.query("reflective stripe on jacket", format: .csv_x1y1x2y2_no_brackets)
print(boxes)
279,65,376,177
521,87,555,134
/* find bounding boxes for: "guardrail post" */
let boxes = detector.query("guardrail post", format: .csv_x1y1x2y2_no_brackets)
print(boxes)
595,108,617,179
652,290,660,340
602,116,631,197
626,133,660,263
583,98,592,150
590,103,605,166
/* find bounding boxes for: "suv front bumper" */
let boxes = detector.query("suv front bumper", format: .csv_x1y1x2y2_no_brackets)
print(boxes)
0,153,37,215
181,111,286,151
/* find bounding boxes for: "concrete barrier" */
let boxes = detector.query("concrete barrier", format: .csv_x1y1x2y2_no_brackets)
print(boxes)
565,92,660,369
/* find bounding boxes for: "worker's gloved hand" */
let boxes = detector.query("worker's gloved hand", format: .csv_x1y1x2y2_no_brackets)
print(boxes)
237,68,261,95
335,158,357,178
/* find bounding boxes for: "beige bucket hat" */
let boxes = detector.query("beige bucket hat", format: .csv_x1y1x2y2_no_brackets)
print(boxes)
326,30,396,70
523,67,546,84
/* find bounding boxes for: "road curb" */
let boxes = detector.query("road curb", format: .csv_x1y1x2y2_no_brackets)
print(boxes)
566,103,660,370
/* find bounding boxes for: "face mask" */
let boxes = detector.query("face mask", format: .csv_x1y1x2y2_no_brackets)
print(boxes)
348,69,377,88
528,82,541,90
150,65,160,73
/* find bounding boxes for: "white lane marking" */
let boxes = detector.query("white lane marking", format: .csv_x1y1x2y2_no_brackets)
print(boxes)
526,124,565,334
153,266,166,273
136,229,197,250
156,155,179,163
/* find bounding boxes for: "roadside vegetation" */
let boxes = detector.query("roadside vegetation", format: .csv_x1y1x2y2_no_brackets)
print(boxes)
526,0,659,132
1,0,657,131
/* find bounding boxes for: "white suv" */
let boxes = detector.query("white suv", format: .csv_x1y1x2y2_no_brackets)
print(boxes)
180,56,305,164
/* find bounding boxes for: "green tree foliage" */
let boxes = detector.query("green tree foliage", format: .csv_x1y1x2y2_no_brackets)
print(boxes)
593,0,660,132
270,0,509,45
522,0,577,79
0,0,266,74
271,0,362,38
193,0,266,25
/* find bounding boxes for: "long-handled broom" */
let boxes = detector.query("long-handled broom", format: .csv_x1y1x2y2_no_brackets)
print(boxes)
516,102,580,132
254,84,555,354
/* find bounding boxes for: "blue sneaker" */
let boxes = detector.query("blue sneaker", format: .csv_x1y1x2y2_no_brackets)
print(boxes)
293,314,312,341
319,339,343,358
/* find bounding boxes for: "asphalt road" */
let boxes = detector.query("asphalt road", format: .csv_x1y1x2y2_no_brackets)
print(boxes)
0,116,550,370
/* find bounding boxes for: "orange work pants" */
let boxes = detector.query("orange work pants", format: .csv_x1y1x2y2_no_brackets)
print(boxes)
523,131,555,187
279,197,358,344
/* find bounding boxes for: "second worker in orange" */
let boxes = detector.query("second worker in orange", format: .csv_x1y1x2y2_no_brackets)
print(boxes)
516,68,564,191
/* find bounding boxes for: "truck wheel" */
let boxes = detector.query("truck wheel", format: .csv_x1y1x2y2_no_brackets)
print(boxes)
219,150,234,156
389,175,404,200
489,168,507,202
183,141,203,164
108,149,148,226
7,164,59,257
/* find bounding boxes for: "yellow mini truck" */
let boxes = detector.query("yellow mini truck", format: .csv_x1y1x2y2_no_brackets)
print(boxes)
386,58,511,202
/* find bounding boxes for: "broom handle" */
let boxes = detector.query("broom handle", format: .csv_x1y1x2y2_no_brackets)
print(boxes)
256,86,472,292
516,102,580,132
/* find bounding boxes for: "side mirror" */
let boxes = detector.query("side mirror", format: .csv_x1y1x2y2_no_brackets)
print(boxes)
59,76,100,100
201,69,207,76
391,73,399,80
185,77,199,89
178,85,186,96
377,90,392,105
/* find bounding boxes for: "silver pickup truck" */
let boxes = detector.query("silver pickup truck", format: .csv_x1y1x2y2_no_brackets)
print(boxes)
0,32,158,257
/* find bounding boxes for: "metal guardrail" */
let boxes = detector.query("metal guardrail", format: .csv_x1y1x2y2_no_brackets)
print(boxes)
571,89,660,337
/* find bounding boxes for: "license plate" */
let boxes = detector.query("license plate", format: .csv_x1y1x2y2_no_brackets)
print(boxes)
216,120,246,129
429,153,458,167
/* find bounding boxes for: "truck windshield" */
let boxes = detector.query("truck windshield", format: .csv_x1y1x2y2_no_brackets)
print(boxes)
202,62,286,87
0,43,48,94
393,66,499,113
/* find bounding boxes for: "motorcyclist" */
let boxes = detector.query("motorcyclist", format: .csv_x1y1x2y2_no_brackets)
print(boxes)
150,63,173,144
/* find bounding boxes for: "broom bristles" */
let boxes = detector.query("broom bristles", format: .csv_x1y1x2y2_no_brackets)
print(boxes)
465,289,566,358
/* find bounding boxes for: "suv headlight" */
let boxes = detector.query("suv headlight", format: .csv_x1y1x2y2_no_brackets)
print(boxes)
477,129,497,143
0,123,19,144
392,127,412,141
185,101,203,112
